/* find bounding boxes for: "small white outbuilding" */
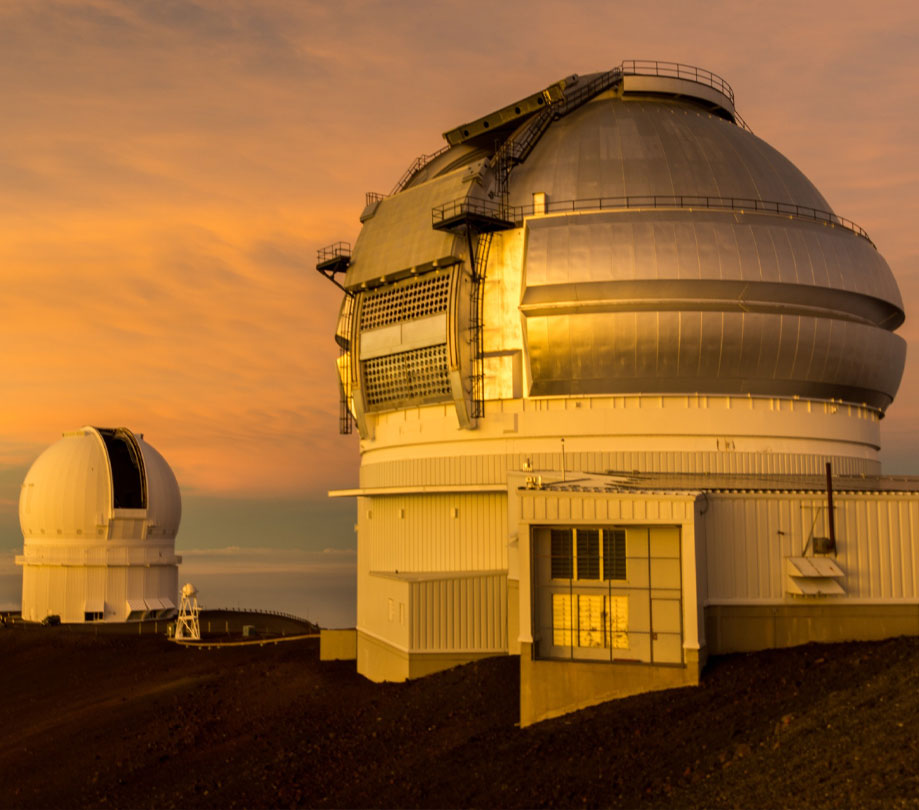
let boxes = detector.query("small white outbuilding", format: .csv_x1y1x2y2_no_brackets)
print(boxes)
15,426,182,623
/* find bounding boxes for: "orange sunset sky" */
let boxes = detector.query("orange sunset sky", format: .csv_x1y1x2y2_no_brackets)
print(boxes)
1,0,918,553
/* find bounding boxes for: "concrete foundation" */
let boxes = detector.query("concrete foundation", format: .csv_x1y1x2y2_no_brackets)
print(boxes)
519,642,704,727
357,630,504,682
507,579,520,655
706,603,919,654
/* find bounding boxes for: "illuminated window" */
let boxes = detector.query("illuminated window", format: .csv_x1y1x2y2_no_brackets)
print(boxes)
552,593,629,649
543,527,629,654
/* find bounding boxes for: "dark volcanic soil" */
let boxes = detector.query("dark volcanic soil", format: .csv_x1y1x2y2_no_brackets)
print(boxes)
1,625,918,809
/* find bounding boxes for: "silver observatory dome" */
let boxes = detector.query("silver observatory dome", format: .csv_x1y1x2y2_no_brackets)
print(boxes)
506,89,904,408
327,61,904,425
321,60,905,480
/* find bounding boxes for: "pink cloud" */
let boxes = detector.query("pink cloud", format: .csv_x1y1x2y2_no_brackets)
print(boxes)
0,0,917,494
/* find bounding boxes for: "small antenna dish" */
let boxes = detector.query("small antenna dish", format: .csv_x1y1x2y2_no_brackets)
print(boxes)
175,582,201,640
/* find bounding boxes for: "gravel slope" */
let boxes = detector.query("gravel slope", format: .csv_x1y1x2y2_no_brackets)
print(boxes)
1,627,918,809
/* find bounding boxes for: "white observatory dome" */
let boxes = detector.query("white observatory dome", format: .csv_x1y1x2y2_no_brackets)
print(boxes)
20,426,181,540
16,426,182,623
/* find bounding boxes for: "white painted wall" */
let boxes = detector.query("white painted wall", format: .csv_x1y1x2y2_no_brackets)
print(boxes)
702,492,919,603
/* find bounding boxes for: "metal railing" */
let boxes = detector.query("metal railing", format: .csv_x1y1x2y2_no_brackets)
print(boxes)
555,68,623,119
390,145,450,196
200,606,314,624
431,197,509,228
621,59,735,104
316,241,352,265
434,194,873,246
492,69,624,214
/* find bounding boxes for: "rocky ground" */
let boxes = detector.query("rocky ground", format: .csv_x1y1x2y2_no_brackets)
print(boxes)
1,620,918,809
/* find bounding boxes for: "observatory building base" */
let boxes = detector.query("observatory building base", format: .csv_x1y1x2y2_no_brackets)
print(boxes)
519,643,704,727
356,630,505,682
319,628,358,661
706,603,919,654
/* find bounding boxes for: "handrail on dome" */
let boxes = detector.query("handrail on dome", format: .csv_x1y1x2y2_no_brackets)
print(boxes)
620,59,735,105
390,145,451,196
432,194,874,246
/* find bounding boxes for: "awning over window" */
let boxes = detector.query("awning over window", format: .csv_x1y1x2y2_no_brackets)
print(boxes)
83,599,104,613
125,599,147,613
144,597,165,611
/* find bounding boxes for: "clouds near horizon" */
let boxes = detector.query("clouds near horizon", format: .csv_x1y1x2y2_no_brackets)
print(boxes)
1,0,917,502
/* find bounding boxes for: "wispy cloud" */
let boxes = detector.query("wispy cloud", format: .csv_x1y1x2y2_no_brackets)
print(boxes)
0,0,916,500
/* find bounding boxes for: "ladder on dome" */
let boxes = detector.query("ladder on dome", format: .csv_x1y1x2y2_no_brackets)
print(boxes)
315,242,356,434
429,69,625,420
430,206,499,421
469,232,493,418
492,67,623,217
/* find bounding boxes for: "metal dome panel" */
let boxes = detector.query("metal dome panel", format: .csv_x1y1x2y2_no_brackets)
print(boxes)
19,428,110,538
523,211,902,311
508,98,831,210
138,436,182,538
344,167,470,290
525,310,905,408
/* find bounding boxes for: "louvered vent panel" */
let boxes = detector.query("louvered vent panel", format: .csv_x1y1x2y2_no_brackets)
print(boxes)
360,273,450,330
364,344,451,408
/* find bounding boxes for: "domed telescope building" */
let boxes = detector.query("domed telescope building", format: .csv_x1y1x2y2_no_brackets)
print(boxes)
318,61,919,725
16,427,182,624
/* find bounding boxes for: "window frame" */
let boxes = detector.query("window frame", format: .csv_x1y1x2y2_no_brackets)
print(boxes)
548,527,627,583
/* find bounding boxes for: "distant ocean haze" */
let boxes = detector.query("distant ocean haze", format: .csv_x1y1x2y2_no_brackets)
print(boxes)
0,488,358,628
180,546,356,628
0,546,356,628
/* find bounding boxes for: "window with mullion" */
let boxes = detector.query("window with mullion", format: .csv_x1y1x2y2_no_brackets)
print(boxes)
603,528,626,580
550,528,573,579
576,528,600,580
548,526,627,582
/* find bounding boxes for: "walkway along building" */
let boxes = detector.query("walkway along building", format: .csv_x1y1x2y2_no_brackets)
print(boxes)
317,61,919,726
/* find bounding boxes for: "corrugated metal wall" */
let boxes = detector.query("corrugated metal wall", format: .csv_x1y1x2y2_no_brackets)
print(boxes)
410,573,507,652
361,451,876,488
366,493,507,572
703,492,919,602
520,491,692,524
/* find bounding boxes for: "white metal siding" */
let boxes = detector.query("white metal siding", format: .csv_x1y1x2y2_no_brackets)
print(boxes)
360,451,877,488
520,492,692,525
703,492,919,602
366,493,507,572
410,573,507,652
